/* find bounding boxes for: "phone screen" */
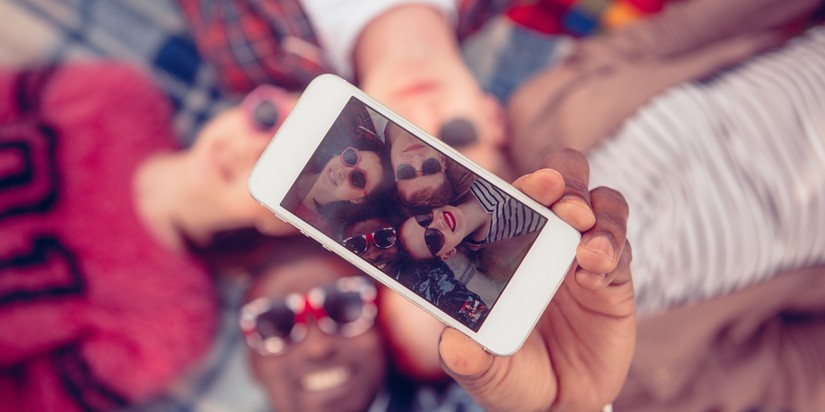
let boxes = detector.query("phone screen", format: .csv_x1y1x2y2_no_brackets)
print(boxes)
281,97,547,331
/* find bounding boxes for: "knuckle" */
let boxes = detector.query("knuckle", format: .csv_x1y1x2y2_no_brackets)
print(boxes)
594,205,627,232
591,186,629,218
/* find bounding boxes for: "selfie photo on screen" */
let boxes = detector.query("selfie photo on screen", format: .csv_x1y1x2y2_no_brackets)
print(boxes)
282,98,547,331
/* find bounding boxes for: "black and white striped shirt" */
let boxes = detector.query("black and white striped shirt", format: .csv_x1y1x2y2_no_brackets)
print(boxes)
468,179,547,245
589,26,825,315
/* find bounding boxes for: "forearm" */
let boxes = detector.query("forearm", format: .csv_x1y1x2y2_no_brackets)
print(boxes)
611,0,821,59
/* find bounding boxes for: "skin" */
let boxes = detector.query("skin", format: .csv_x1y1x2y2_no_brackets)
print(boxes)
134,94,299,251
398,199,489,261
343,217,399,275
355,4,511,178
304,149,384,207
247,256,387,412
384,122,450,204
438,150,635,411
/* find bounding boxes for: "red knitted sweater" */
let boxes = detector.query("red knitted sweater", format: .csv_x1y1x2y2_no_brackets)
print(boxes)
0,63,217,411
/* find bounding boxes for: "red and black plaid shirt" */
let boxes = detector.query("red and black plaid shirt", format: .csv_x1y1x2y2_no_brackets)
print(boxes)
178,0,515,94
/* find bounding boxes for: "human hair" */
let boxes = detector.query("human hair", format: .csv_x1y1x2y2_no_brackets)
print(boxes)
246,235,334,281
185,227,300,276
341,209,401,242
398,179,454,217
396,258,488,331
396,221,431,261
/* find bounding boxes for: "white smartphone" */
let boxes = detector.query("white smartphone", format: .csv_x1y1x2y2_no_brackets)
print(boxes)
249,74,580,355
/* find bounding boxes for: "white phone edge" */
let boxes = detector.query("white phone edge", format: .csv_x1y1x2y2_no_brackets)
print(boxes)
248,74,581,356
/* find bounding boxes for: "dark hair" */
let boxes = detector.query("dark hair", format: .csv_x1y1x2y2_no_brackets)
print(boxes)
395,258,488,331
246,235,333,279
398,177,454,217
185,228,301,276
309,100,386,172
341,209,400,241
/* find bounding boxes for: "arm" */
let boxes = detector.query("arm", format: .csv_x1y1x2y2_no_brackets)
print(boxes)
507,0,821,175
577,0,822,65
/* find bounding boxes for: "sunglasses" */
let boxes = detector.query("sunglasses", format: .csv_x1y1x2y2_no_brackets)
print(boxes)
340,147,368,191
414,212,446,257
239,276,377,356
242,85,290,133
342,227,397,255
395,158,444,181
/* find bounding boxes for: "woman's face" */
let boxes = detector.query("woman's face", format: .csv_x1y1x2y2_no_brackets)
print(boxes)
311,148,384,204
247,256,387,412
343,217,399,275
385,123,449,203
399,205,467,260
187,92,295,234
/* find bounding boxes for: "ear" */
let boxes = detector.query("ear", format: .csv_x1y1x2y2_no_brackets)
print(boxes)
440,248,457,260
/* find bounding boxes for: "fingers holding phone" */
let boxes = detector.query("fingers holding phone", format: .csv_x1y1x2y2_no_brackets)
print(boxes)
439,152,635,412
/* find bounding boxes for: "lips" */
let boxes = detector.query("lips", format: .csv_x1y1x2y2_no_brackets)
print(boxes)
402,143,425,153
443,211,456,232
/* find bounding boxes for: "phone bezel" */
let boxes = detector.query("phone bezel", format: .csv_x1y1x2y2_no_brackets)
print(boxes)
248,74,580,355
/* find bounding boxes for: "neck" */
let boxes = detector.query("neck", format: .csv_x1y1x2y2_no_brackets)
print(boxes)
133,151,221,252
457,197,490,239
298,173,323,211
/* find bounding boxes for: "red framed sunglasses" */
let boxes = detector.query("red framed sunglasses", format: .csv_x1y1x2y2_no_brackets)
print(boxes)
241,85,292,134
340,147,369,193
239,276,377,356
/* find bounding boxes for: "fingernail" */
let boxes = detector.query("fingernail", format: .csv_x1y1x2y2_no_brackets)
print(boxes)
561,195,591,213
585,236,614,259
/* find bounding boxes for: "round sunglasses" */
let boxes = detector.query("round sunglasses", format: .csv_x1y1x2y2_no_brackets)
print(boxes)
414,211,446,257
239,276,377,356
242,85,290,133
340,147,368,191
342,227,397,255
395,157,444,181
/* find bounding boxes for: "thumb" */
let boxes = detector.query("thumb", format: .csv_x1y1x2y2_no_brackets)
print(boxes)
438,328,555,412
438,328,494,378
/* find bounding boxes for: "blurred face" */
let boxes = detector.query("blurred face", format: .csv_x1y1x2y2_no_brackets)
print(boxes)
343,218,398,275
368,61,505,152
246,256,387,412
311,148,384,205
399,206,467,260
187,86,296,233
386,123,449,203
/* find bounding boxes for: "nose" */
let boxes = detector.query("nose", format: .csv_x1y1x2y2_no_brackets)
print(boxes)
298,322,338,361
363,244,380,260
431,211,447,230
242,134,270,162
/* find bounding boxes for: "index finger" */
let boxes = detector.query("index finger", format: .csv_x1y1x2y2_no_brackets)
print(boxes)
543,149,595,231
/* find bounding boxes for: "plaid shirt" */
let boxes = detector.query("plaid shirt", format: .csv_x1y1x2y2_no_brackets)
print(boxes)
178,0,515,94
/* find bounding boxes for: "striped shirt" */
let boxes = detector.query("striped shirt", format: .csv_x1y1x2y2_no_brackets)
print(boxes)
588,26,825,315
467,179,547,245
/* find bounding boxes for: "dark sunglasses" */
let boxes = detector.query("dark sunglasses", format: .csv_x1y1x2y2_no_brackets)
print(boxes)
414,212,445,257
340,147,368,191
242,85,290,133
395,157,444,181
239,277,377,356
342,227,397,255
